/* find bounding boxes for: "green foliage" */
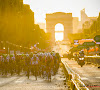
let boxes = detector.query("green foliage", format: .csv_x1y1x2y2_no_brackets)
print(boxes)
68,33,84,43
68,13,100,42
83,14,100,39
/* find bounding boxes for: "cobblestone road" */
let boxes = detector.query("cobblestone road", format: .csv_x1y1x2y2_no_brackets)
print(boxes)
0,64,68,90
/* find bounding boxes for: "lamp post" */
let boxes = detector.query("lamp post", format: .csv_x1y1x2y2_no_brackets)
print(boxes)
3,41,5,51
1,41,3,49
20,46,22,52
6,41,9,54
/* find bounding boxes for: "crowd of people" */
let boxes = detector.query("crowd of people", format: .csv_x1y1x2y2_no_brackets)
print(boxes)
0,52,61,81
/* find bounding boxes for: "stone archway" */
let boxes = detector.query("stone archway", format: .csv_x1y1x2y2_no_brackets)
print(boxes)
46,12,73,44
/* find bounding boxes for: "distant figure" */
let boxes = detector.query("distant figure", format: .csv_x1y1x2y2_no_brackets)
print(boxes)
79,50,84,57
74,53,78,61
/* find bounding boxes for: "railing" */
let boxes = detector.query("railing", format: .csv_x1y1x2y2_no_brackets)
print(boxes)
85,56,100,67
61,60,89,90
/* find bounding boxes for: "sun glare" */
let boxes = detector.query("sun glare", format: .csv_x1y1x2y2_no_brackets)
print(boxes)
55,32,63,41
55,23,64,41
55,23,64,31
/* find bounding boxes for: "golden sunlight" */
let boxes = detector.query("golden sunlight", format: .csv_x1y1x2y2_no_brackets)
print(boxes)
55,32,63,41
55,23,64,31
55,23,64,41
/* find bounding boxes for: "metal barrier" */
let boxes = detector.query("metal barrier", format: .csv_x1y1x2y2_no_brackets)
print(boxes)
61,60,89,90
85,56,100,67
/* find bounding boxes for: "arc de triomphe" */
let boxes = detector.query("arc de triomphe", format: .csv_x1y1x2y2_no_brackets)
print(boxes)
46,12,73,43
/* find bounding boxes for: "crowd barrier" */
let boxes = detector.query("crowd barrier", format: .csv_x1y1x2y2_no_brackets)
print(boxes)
61,60,89,90
85,56,100,67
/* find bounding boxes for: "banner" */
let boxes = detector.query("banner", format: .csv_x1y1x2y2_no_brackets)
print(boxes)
0,49,6,54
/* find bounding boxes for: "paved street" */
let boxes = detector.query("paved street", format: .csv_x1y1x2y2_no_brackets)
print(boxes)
0,65,67,90
0,0,100,90
62,58,100,90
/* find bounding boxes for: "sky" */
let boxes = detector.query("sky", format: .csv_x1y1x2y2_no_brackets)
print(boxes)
23,0,100,23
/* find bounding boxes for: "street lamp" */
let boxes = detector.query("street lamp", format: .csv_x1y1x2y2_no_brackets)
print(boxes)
3,47,5,49
1,41,3,49
20,46,22,53
37,42,39,45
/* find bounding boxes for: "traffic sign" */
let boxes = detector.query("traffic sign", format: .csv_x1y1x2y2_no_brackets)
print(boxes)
83,42,95,47
0,49,6,54
94,35,100,42
74,40,79,45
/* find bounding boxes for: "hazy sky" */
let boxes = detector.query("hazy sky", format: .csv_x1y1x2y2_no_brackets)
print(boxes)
23,0,100,23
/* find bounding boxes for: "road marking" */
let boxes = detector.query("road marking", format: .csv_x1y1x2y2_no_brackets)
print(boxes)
15,80,23,83
81,77,89,80
95,77,100,79
81,77,100,80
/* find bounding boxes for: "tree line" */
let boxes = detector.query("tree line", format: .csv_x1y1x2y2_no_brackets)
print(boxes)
68,13,100,43
0,0,51,51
